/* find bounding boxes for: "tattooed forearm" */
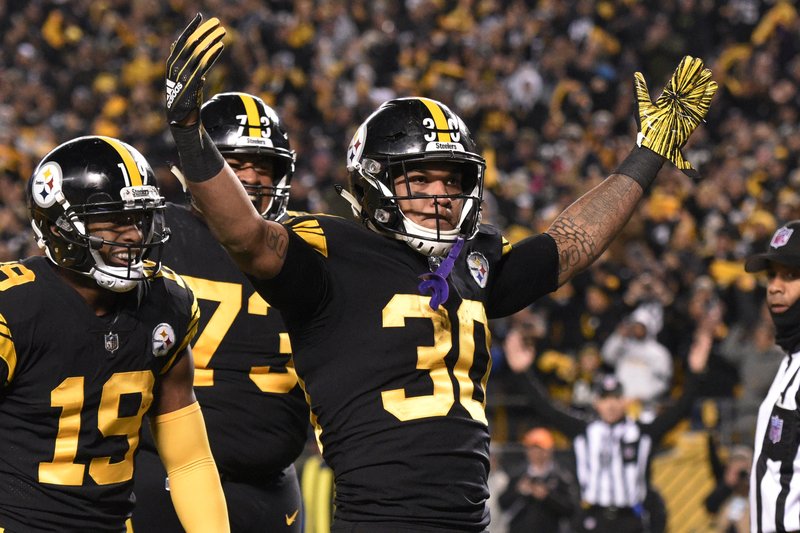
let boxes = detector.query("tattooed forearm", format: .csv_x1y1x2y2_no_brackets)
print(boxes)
546,174,643,285
548,217,596,274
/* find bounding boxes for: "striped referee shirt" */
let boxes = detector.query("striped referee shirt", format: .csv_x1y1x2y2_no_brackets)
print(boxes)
751,350,800,533
521,371,702,508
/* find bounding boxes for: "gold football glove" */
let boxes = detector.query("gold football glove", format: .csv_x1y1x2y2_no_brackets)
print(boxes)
165,14,226,125
634,56,717,179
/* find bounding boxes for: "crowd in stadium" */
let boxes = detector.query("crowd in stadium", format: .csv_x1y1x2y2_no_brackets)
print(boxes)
1,1,800,529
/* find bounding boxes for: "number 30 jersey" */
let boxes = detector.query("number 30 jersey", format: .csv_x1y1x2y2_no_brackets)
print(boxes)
254,214,559,531
0,256,198,532
157,204,308,479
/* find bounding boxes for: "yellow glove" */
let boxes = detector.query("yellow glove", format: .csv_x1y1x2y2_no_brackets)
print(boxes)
165,14,226,125
634,56,717,179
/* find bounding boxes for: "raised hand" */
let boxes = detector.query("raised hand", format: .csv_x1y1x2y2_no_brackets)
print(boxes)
634,56,717,179
165,14,226,125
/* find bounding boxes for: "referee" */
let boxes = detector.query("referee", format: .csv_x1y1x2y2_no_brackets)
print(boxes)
744,221,800,533
515,344,708,532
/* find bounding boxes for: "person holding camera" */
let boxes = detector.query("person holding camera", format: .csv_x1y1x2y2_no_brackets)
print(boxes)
704,435,752,533
498,427,577,533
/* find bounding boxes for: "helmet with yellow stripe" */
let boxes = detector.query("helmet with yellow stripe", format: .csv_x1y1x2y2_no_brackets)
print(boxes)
27,136,169,292
201,92,295,221
342,97,485,257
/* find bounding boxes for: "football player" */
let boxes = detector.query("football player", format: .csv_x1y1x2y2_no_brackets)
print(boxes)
132,92,308,533
0,136,229,532
164,15,717,532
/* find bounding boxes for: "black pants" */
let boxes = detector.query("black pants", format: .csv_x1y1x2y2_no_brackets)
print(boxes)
577,506,644,533
331,520,487,533
131,448,302,533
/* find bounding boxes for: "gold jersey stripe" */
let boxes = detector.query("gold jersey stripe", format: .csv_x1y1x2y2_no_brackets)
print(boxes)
501,236,512,256
239,93,262,138
291,219,328,257
100,136,143,187
0,314,17,383
418,97,452,143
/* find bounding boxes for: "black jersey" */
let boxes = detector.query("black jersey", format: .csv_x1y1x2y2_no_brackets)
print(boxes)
0,257,197,532
253,214,559,531
157,203,308,478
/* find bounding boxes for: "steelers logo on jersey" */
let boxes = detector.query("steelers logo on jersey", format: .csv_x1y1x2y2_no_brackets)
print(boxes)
466,251,489,288
31,162,63,208
152,322,176,357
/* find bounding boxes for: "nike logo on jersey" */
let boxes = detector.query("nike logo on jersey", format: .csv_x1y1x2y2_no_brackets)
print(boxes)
285,509,299,526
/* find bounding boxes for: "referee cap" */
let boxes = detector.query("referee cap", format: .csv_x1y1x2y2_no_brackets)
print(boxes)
745,220,800,272
593,374,623,398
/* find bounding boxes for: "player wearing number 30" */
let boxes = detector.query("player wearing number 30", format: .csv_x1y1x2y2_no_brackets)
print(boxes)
167,14,716,531
132,92,309,533
0,136,229,532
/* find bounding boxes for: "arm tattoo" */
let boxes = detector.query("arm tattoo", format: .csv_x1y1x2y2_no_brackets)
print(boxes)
548,174,642,283
265,225,288,259
548,218,595,275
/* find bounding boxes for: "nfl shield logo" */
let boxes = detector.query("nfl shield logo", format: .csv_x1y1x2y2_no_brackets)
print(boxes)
104,333,119,355
769,415,784,443
771,227,794,248
467,252,489,288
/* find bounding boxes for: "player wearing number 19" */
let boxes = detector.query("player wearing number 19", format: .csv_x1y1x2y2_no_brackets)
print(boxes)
166,14,717,531
0,136,229,532
132,92,308,533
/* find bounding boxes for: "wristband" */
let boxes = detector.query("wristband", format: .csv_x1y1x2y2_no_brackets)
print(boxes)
170,123,225,183
613,146,666,192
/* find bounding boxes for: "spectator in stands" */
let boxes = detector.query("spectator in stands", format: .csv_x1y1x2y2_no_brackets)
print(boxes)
499,427,577,533
601,304,673,412
705,434,752,533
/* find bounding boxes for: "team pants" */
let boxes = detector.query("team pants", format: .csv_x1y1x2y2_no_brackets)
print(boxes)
131,448,302,533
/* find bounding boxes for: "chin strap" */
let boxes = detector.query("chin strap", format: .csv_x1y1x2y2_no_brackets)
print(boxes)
418,237,464,310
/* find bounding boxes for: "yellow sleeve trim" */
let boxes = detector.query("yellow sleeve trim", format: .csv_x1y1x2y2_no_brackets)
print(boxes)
289,219,328,257
0,313,17,384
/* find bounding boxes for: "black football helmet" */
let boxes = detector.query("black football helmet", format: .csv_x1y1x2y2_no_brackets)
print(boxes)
201,92,295,220
342,97,485,256
27,136,169,292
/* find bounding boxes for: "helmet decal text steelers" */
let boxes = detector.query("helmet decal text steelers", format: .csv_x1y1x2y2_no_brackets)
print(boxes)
152,323,176,357
31,162,63,208
418,98,465,153
99,136,144,187
236,93,275,148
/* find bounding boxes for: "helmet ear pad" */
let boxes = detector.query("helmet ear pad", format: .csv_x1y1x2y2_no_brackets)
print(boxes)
354,173,401,229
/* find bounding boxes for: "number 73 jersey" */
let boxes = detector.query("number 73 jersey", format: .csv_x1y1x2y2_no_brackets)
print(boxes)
0,256,197,532
257,215,559,530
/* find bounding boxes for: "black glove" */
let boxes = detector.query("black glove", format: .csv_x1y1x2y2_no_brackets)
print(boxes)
634,56,717,179
165,13,226,125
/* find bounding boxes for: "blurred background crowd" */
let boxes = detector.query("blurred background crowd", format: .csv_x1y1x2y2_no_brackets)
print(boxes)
2,1,799,529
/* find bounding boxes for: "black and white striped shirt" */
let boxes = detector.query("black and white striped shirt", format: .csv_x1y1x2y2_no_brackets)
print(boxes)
751,350,800,533
521,372,702,508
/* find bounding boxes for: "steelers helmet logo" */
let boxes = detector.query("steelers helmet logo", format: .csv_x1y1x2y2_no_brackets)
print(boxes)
152,323,176,357
346,124,367,172
32,162,63,208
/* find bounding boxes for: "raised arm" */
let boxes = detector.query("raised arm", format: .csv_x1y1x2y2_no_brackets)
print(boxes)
165,14,287,279
547,56,717,286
